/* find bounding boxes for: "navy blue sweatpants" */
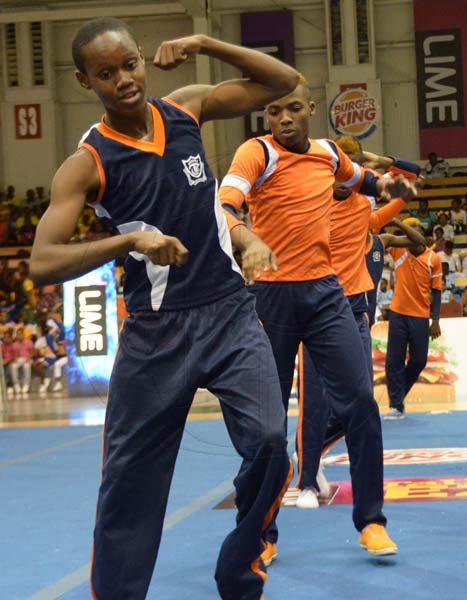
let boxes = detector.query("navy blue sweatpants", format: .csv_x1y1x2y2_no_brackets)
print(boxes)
250,277,385,537
386,310,429,412
90,288,291,600
297,312,377,494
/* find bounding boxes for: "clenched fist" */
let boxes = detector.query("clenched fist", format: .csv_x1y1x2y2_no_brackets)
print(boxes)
153,34,205,70
130,231,188,267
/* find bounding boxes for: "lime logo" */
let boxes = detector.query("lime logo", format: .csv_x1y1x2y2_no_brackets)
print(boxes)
329,88,378,139
324,447,467,466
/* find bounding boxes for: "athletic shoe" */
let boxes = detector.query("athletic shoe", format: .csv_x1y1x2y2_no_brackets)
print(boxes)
21,384,30,394
39,378,51,393
52,380,63,392
261,542,278,567
317,460,332,497
296,487,320,509
14,384,21,394
384,408,405,420
359,524,398,555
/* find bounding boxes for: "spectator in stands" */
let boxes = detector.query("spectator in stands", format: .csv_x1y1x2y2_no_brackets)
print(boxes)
34,321,67,392
17,213,37,245
36,284,61,313
7,207,22,244
23,189,36,207
434,212,455,241
450,198,466,234
441,276,454,303
423,152,450,179
409,199,436,234
10,261,36,319
35,186,49,209
377,277,393,309
10,327,34,394
17,311,37,340
431,226,447,253
441,262,456,290
0,197,10,244
0,310,15,340
6,185,21,208
77,212,93,240
1,329,16,395
438,241,462,272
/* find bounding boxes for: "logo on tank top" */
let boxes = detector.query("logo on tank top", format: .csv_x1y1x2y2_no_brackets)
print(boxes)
182,154,207,186
372,250,382,263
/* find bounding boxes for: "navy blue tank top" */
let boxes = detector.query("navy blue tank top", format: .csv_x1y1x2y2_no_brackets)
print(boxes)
365,234,385,325
80,97,244,312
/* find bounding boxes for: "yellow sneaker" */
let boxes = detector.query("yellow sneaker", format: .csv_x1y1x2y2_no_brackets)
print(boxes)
359,524,398,556
261,541,278,567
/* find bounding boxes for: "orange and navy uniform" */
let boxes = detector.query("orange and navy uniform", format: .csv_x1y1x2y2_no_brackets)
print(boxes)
330,193,407,299
220,135,377,281
80,98,292,600
221,134,387,533
389,247,442,318
386,246,442,412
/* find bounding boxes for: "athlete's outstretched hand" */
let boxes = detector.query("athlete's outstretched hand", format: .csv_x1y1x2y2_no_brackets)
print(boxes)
242,239,278,284
153,35,204,70
130,232,189,267
377,174,417,203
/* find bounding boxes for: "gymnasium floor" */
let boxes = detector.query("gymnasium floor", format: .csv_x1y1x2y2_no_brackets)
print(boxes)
1,390,467,600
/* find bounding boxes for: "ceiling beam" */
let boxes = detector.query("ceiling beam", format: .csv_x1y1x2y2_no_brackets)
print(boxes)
0,3,186,23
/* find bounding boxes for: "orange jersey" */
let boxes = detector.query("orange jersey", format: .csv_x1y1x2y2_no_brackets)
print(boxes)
389,247,442,318
330,193,407,296
219,135,365,282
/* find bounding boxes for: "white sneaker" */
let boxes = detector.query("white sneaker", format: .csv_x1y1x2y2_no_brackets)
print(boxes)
384,408,405,420
21,384,30,394
52,380,63,392
296,487,320,509
39,378,51,393
14,384,21,395
7,387,14,396
316,461,332,498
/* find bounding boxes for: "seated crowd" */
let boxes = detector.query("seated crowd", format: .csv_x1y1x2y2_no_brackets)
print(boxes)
0,257,67,395
0,185,106,246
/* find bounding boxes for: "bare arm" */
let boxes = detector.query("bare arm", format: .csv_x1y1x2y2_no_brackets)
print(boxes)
31,149,188,286
230,223,278,284
156,34,299,123
380,218,426,249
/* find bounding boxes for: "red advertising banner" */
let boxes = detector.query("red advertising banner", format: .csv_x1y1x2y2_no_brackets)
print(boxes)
15,104,42,139
241,11,295,138
414,0,467,158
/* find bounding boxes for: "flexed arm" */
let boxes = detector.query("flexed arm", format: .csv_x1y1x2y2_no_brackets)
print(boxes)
156,35,300,123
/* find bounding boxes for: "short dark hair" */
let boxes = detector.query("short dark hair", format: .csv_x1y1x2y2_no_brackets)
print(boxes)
72,17,139,73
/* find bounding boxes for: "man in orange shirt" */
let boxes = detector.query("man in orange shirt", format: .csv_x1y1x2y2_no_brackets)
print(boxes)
298,216,427,509
220,81,416,560
296,136,423,510
385,233,442,418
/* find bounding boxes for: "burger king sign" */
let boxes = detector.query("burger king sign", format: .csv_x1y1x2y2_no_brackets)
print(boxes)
329,86,378,140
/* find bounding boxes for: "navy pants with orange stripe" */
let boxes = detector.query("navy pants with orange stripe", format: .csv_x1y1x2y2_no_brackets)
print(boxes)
90,289,291,600
386,310,429,412
297,312,376,494
250,277,385,538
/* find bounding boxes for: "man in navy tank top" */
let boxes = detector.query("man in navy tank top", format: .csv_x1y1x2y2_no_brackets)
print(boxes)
30,17,300,600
